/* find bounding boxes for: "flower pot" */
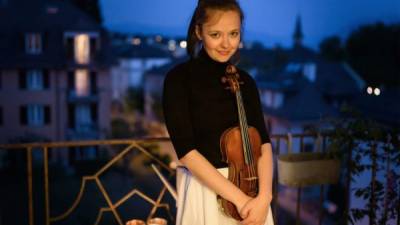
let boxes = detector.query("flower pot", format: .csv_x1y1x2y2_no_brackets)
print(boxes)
277,152,340,187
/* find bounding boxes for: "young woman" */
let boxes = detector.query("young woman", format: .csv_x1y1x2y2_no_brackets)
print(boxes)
163,1,274,224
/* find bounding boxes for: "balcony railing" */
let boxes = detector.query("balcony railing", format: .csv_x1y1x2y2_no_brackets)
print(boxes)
0,133,398,225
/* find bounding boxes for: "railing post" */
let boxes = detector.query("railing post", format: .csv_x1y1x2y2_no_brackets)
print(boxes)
369,143,377,225
44,147,50,225
27,147,34,225
344,140,353,225
272,137,281,225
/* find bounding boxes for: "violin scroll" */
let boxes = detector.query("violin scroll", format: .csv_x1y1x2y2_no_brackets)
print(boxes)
221,64,243,93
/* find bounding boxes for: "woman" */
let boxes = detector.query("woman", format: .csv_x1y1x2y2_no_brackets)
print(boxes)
163,0,274,224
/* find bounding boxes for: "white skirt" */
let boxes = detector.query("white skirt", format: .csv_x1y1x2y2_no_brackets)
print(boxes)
175,167,274,225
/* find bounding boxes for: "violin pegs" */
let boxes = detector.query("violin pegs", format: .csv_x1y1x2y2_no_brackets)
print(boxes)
226,65,237,74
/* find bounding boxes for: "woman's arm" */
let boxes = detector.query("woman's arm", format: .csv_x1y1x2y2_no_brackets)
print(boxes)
180,149,252,212
257,143,274,202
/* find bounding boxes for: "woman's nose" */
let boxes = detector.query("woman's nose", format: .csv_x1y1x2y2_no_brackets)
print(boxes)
221,36,230,48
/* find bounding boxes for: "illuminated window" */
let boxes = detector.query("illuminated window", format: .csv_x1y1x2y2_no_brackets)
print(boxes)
74,34,90,64
25,33,42,54
75,69,89,96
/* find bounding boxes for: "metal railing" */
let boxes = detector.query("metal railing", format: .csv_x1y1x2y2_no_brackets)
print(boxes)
0,134,341,225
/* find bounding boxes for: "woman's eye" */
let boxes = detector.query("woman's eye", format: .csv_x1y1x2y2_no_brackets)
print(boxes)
230,32,239,37
209,33,220,38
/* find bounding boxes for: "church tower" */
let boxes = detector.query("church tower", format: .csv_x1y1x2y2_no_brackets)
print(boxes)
293,14,304,47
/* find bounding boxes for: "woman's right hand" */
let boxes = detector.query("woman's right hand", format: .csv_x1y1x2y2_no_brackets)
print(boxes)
235,194,253,218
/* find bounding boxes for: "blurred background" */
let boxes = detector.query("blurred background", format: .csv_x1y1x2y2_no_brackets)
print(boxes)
0,0,399,225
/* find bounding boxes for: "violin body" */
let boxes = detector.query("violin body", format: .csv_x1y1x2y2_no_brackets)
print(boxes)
218,126,262,220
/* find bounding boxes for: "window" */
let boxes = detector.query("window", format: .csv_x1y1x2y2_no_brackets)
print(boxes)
68,70,96,96
25,33,42,54
75,104,92,132
68,104,97,131
74,34,90,64
75,69,90,96
19,69,49,90
20,105,51,126
262,90,284,109
27,70,43,90
64,32,99,63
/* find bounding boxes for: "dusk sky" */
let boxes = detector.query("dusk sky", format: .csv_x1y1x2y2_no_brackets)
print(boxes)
100,0,400,49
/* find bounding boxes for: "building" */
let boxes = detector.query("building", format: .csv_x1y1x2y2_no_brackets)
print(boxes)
251,16,365,136
0,0,113,144
110,41,171,100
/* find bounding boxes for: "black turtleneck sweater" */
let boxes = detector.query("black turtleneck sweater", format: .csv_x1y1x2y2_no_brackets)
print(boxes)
162,50,270,168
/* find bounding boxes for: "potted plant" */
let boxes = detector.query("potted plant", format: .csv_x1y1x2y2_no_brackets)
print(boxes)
277,133,341,187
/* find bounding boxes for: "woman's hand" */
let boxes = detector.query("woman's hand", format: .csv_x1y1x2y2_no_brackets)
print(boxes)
239,195,271,225
235,194,252,215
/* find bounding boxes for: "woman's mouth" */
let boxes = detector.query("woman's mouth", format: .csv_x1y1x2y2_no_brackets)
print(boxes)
217,50,230,56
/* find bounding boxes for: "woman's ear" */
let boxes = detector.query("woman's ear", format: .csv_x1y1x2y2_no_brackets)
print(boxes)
195,25,202,40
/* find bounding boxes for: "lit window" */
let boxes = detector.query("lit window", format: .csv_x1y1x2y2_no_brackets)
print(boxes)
75,69,89,96
25,33,42,54
27,70,43,90
74,34,90,64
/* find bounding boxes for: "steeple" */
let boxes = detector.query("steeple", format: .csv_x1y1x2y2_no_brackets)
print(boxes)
293,14,303,47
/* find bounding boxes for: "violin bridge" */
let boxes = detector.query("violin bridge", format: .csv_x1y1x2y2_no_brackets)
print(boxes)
243,177,258,181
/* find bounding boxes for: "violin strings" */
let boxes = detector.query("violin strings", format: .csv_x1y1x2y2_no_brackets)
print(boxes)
237,91,257,191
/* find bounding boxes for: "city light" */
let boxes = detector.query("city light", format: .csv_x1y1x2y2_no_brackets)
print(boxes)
367,86,373,95
239,42,244,49
155,35,162,42
374,88,381,96
179,41,187,49
132,38,141,45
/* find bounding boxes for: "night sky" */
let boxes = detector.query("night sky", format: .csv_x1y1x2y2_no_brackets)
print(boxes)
100,0,400,49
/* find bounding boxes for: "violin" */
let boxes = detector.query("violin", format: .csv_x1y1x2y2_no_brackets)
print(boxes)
217,65,262,220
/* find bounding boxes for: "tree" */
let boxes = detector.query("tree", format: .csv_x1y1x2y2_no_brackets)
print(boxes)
345,22,400,87
71,0,103,24
319,36,345,61
124,87,144,113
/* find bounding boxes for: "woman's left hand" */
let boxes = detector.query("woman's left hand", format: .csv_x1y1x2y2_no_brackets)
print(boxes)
239,195,271,225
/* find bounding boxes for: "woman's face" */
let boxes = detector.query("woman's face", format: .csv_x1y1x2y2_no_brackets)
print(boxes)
196,10,241,63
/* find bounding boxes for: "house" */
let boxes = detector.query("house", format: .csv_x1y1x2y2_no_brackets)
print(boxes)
110,40,171,100
0,0,113,146
252,16,365,137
